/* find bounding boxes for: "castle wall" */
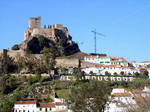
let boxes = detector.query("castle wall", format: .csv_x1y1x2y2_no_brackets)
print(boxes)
80,60,102,67
24,28,54,40
8,50,25,59
7,50,80,68
55,59,79,68
24,25,69,41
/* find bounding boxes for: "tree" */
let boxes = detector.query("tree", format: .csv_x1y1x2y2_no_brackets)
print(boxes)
0,53,16,74
128,72,132,76
120,71,124,76
113,72,118,77
12,44,19,50
73,68,83,81
134,72,141,77
89,71,94,75
67,81,111,112
41,47,57,75
0,76,7,93
105,71,110,76
143,70,149,78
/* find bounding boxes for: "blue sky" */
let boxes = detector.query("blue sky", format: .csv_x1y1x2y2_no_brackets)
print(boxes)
0,0,150,62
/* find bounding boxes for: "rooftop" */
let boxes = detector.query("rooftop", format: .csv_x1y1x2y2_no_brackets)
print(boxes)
111,93,132,97
15,101,37,104
39,102,65,108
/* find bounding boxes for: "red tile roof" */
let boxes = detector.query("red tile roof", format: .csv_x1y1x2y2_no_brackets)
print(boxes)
56,102,64,105
111,93,132,97
39,102,55,107
131,89,148,94
134,97,145,102
118,66,129,68
39,102,65,107
15,101,37,104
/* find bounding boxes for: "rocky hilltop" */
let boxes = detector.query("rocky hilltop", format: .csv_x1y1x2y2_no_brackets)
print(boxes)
16,16,80,56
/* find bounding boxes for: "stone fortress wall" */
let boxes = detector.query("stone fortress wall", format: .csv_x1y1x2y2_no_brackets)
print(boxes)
1,50,80,68
0,49,101,69
55,58,79,68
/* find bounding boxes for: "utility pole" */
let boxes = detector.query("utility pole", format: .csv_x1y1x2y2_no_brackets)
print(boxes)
92,29,105,54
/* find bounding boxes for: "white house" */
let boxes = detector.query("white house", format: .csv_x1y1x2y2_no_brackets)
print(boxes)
37,102,67,112
84,55,128,66
130,61,140,68
82,65,138,76
105,88,150,112
14,99,68,112
14,101,37,112
139,61,150,67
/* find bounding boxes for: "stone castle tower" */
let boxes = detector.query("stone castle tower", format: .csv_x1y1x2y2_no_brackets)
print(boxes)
29,16,41,29
24,16,70,43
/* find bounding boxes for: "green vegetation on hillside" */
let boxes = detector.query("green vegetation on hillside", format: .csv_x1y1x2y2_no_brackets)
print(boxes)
11,44,19,50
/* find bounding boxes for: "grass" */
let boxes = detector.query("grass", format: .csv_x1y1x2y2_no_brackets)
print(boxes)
55,89,70,99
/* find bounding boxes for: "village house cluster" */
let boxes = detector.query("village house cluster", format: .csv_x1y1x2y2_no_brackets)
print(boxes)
81,54,150,77
14,98,70,112
105,87,150,112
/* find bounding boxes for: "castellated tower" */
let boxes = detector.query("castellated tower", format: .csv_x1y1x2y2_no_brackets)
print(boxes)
29,16,41,29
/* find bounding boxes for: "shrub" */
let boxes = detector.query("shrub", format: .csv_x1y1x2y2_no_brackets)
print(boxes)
12,44,19,50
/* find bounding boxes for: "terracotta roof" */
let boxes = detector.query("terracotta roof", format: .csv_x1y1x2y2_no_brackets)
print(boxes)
131,89,148,94
56,102,64,105
39,102,65,107
110,57,127,62
134,97,145,102
118,66,130,68
39,102,55,107
111,93,131,97
15,101,37,104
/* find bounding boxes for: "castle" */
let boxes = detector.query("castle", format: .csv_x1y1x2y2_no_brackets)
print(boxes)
24,16,72,44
